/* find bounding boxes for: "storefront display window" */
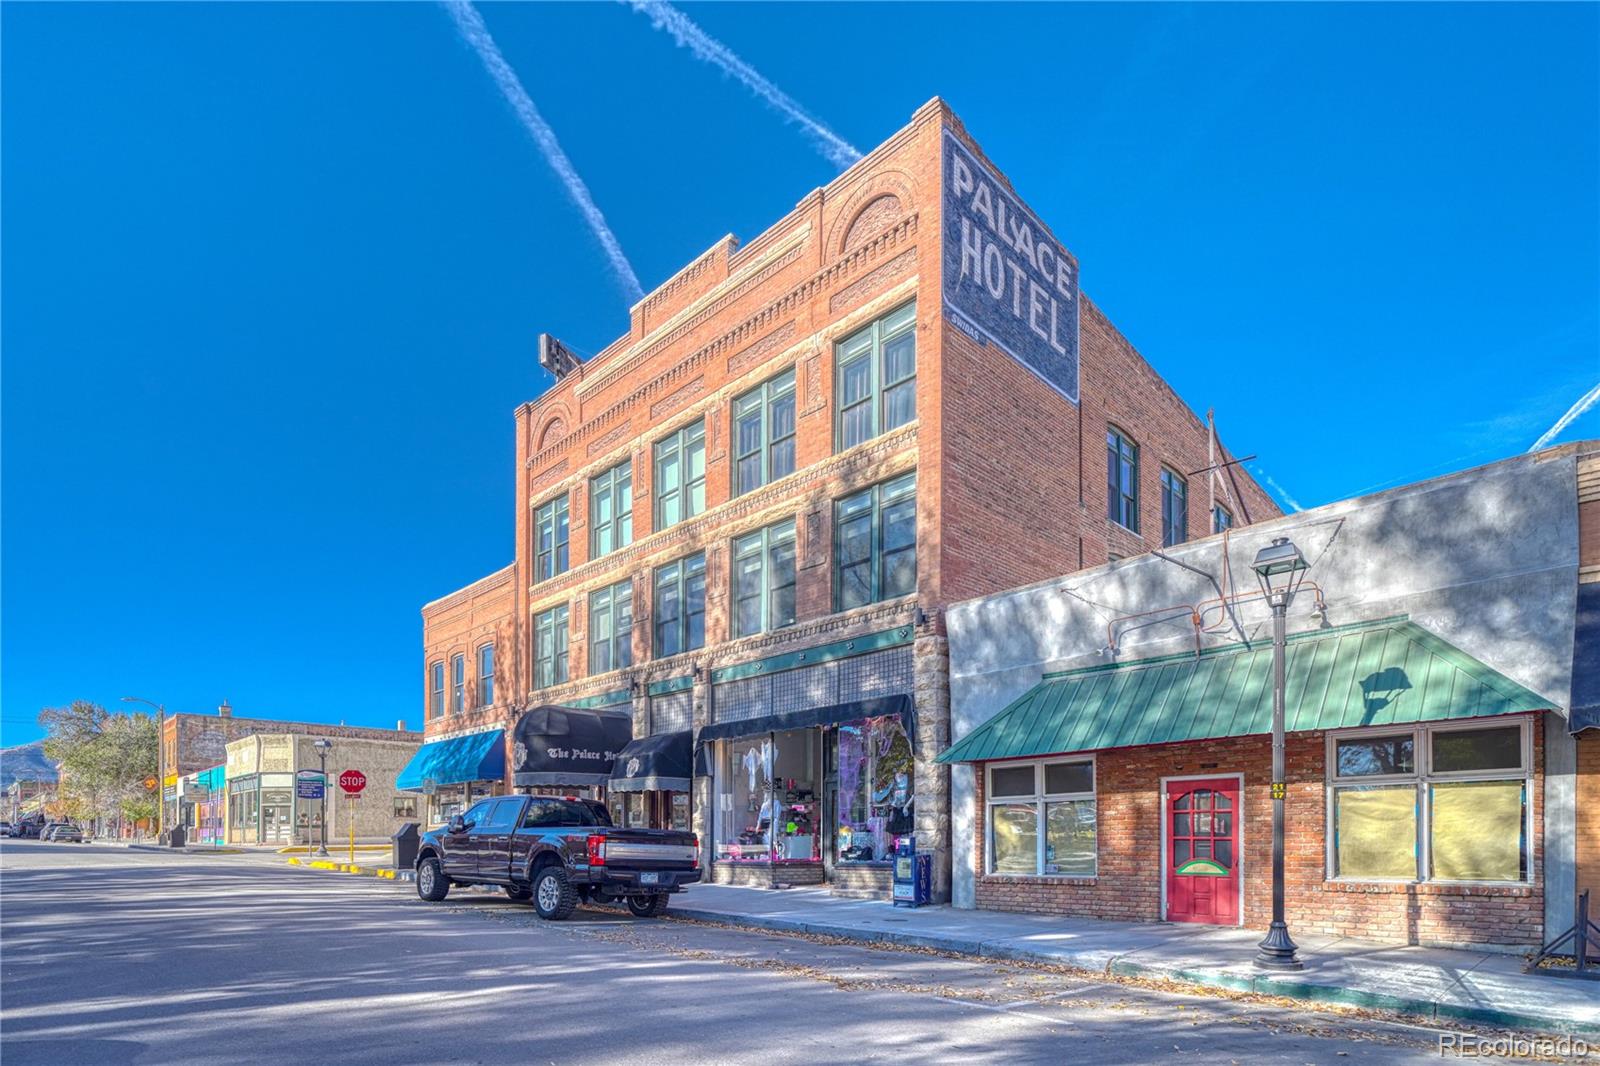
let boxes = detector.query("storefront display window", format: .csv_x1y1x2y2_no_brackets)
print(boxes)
716,736,773,863
835,716,913,864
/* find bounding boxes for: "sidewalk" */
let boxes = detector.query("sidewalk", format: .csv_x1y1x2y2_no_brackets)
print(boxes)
668,884,1600,1035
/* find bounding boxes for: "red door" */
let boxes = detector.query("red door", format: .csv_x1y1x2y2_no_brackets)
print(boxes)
1164,778,1240,924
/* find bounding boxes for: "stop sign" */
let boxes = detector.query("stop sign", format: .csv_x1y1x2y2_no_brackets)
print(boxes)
338,769,367,794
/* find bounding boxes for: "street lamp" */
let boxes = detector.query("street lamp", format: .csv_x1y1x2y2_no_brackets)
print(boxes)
313,738,333,857
122,696,166,841
1251,536,1309,972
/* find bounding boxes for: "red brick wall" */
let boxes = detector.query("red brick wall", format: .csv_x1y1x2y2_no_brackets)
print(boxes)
421,565,517,739
973,718,1545,948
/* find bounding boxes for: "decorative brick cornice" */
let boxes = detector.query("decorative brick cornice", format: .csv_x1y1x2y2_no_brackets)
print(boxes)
580,236,808,401
422,564,515,616
523,213,920,479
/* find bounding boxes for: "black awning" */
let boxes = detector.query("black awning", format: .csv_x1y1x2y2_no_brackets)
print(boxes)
1572,582,1600,733
512,704,634,788
607,731,692,793
696,694,914,748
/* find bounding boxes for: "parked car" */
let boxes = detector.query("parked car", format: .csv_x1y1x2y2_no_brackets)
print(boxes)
47,825,84,843
0,822,12,837
415,795,699,920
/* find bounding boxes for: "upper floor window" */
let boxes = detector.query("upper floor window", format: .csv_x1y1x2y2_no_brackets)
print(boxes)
654,553,706,658
588,580,634,675
654,421,706,531
590,461,633,559
476,644,495,707
835,471,917,611
534,494,570,582
1213,505,1233,534
1106,427,1139,532
733,369,796,496
733,520,797,638
1160,468,1187,547
450,654,465,714
836,302,917,450
429,662,444,720
534,604,569,689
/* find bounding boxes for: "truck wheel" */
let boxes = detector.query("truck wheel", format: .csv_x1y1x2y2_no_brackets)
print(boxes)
626,893,668,918
531,866,578,921
504,884,532,902
416,857,450,902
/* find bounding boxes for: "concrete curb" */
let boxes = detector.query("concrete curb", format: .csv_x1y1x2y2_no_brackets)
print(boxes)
284,857,412,882
665,907,1599,1037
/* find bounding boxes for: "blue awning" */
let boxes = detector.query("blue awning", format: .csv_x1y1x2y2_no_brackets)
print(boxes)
395,729,506,792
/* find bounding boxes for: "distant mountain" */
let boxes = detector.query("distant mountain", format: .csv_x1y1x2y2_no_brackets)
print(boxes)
0,741,59,789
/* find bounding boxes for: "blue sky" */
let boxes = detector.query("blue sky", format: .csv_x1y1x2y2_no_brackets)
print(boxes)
3,3,1596,744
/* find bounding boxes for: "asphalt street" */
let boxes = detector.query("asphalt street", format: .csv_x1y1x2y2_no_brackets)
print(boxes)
0,840,1553,1065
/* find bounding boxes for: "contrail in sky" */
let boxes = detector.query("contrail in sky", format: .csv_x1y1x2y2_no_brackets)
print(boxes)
1253,466,1305,513
624,1,862,169
1529,380,1600,452
445,1,644,304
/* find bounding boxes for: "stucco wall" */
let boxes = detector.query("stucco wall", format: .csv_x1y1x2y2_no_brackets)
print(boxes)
945,445,1581,926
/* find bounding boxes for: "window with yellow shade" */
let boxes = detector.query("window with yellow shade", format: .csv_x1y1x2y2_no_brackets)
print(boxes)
1327,719,1529,884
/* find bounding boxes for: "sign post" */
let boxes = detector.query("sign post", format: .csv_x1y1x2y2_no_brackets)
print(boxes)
339,770,366,863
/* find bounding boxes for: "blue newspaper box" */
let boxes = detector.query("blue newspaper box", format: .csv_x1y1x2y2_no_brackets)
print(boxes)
892,837,931,907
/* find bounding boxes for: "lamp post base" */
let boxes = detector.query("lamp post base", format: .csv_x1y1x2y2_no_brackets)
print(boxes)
1255,922,1304,971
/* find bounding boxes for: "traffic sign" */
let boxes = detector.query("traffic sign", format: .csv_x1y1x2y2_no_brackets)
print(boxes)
338,769,367,794
296,770,325,800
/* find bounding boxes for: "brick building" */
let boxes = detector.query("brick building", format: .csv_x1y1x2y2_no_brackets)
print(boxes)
160,701,416,839
942,443,1596,949
414,98,1277,899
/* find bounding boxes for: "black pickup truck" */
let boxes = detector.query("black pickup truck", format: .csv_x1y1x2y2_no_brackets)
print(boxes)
414,794,699,919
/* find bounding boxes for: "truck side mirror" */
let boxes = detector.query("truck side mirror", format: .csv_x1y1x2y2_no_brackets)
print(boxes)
448,815,467,834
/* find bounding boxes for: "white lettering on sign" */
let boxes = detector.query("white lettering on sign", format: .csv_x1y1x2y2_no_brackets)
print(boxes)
941,130,1080,404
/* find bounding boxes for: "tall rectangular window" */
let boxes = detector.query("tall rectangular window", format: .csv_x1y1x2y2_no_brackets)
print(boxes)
1213,505,1233,533
836,302,917,450
1160,468,1187,547
732,520,797,637
450,654,465,714
654,421,706,530
534,494,570,582
534,604,569,689
986,759,1097,877
1327,719,1531,883
835,471,917,611
476,644,494,707
589,461,633,559
1107,427,1139,531
653,553,706,658
429,662,444,720
588,580,634,675
733,369,797,496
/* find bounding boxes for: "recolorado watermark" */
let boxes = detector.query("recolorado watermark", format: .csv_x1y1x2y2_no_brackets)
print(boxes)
1438,1033,1592,1058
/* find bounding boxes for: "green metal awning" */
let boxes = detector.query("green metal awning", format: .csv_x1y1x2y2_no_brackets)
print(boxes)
937,617,1556,764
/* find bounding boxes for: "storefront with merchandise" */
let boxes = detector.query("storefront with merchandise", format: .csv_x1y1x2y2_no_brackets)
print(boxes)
702,693,915,889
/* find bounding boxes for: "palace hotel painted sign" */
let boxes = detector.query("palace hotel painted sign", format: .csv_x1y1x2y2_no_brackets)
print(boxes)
941,130,1080,404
